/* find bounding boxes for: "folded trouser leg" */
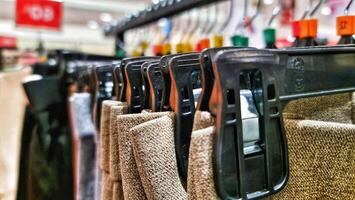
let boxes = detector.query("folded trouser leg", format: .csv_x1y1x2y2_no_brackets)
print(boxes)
101,172,113,200
130,113,187,200
112,181,124,200
68,93,97,200
117,112,169,200
109,104,127,200
99,100,122,200
187,111,218,200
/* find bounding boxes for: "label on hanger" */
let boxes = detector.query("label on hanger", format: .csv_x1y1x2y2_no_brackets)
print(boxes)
153,44,163,56
263,28,276,44
132,49,141,57
200,38,210,50
292,20,301,38
176,43,184,53
140,41,149,51
163,43,172,55
299,19,318,39
183,43,193,53
213,35,224,47
337,16,355,36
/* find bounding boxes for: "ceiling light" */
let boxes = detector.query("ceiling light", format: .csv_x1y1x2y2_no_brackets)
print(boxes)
100,13,112,22
152,0,159,4
87,20,98,30
264,0,274,5
321,6,332,16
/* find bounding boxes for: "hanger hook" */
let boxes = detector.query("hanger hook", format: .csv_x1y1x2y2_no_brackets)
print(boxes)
234,0,261,34
207,3,219,34
345,0,354,15
301,0,324,19
268,0,282,26
200,6,211,37
185,9,201,43
219,0,233,33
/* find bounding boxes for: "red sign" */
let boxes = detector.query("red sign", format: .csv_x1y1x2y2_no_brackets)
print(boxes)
16,0,63,31
0,36,17,49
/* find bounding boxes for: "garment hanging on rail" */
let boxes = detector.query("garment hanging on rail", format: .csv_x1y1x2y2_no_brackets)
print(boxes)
0,67,31,200
20,76,74,200
68,93,96,200
186,93,355,200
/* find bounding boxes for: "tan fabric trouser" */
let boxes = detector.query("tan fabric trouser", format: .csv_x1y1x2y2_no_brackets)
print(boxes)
99,101,126,200
130,112,187,200
0,68,31,200
188,93,355,200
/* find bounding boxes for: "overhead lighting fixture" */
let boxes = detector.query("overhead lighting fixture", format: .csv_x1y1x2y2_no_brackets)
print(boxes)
100,13,113,22
87,20,99,30
152,0,160,4
321,6,332,16
264,0,274,5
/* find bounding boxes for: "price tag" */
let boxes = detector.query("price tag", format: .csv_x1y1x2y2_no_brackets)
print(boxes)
131,49,141,57
213,35,224,47
163,43,172,55
176,43,184,53
337,16,355,36
299,19,318,39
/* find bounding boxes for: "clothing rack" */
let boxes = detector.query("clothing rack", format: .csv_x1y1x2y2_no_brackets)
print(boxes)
106,0,227,53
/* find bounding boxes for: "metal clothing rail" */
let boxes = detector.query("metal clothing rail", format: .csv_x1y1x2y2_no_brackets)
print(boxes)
106,0,225,37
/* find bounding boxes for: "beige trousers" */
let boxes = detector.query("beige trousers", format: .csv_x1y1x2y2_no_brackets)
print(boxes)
188,93,355,200
0,67,31,200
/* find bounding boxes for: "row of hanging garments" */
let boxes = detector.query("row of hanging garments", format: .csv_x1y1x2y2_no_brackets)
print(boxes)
4,0,354,200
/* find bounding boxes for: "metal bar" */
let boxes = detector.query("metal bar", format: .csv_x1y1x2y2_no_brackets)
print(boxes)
106,0,226,36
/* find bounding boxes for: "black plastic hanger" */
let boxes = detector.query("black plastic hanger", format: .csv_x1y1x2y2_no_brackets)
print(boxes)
113,57,158,102
125,58,160,113
160,53,186,111
197,47,243,111
141,60,160,110
210,45,355,199
168,52,201,186
93,63,115,129
147,62,164,112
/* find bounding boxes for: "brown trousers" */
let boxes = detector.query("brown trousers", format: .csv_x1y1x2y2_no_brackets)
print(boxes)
188,93,355,200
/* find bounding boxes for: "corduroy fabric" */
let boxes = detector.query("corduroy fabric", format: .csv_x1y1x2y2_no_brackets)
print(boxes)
117,112,169,200
130,113,187,200
187,94,355,200
99,100,122,172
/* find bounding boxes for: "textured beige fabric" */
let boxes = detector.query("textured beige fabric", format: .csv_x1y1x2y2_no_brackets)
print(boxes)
112,181,124,200
99,100,122,172
117,112,169,200
109,104,128,181
268,93,355,200
0,67,31,200
109,104,127,200
187,94,355,200
283,93,353,123
101,172,113,200
130,113,187,200
188,111,217,200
